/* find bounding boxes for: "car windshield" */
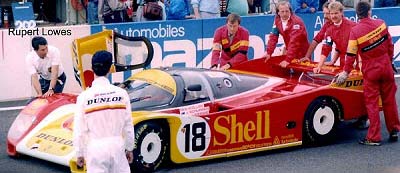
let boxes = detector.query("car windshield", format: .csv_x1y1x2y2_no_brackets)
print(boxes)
125,80,174,110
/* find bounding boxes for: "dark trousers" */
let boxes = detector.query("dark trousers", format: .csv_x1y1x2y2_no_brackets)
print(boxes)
39,72,66,93
104,10,129,23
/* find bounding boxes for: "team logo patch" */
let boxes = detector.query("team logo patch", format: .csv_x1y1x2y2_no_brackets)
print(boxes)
293,24,300,30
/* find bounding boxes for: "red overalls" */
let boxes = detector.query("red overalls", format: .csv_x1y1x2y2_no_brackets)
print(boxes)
345,17,400,142
211,25,250,68
322,18,356,67
267,14,309,62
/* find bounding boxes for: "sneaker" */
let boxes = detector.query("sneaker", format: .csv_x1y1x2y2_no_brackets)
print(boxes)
358,138,381,146
389,130,398,142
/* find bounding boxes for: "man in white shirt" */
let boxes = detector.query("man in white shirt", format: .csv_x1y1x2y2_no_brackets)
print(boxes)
25,36,66,97
73,50,134,173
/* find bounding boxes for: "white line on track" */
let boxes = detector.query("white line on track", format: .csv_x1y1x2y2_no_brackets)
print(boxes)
0,106,25,111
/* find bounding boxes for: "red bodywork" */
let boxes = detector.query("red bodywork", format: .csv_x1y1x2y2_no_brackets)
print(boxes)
7,93,77,156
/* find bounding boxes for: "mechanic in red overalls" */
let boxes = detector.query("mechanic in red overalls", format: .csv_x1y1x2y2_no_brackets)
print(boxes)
73,51,134,172
262,0,309,68
211,13,249,70
301,1,333,62
336,1,400,146
313,1,356,73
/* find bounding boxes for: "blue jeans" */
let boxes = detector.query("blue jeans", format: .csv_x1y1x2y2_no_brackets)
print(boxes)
39,72,66,93
87,1,99,24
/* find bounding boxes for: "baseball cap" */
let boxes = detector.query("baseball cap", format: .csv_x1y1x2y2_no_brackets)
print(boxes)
92,50,113,76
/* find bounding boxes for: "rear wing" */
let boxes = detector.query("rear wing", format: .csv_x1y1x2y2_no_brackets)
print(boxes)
72,30,154,90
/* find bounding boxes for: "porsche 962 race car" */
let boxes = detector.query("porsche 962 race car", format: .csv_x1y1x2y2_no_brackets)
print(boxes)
7,30,367,172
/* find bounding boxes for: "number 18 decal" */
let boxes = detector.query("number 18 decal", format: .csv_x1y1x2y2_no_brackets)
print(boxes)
177,116,211,159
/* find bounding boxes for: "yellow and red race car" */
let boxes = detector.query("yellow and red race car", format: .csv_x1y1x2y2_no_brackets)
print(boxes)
7,31,367,172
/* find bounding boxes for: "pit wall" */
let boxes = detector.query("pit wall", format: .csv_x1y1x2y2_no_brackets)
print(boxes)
1,7,399,101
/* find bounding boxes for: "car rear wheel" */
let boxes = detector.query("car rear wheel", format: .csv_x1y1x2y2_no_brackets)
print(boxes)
303,97,340,145
132,121,169,172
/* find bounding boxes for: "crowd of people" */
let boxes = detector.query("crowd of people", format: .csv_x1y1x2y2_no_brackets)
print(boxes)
86,0,400,24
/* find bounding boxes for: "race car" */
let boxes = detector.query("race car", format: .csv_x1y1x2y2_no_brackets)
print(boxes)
7,30,367,173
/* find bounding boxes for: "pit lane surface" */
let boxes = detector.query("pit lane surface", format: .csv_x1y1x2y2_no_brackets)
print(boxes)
1,79,400,173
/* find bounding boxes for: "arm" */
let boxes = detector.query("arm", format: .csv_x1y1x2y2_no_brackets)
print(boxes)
303,40,318,61
31,74,43,96
122,91,135,163
108,0,128,11
191,0,201,19
211,28,223,68
344,30,358,73
265,20,280,58
73,95,88,167
43,65,59,97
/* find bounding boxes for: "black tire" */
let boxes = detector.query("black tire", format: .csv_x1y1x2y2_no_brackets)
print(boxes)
131,121,169,172
303,96,341,145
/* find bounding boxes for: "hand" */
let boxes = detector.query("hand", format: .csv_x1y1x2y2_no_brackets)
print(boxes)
126,151,134,163
263,54,271,63
221,64,231,70
335,71,349,85
313,67,321,74
324,61,334,66
43,89,54,97
77,157,85,168
279,60,290,68
310,7,316,13
299,57,310,62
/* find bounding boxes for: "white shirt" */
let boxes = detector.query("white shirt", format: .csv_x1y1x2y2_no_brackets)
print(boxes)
25,45,65,80
73,77,134,157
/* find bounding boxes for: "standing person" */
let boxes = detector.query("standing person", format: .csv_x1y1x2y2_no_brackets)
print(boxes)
292,0,319,13
136,0,166,21
73,51,135,172
262,0,309,68
98,0,132,23
336,1,400,146
25,36,66,98
191,0,220,19
210,13,249,70
301,1,333,62
313,1,356,73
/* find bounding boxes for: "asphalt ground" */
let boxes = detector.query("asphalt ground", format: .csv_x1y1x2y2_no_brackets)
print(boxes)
1,78,400,173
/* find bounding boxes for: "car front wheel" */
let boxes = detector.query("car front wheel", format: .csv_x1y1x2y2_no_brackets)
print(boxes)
303,96,341,145
132,121,169,172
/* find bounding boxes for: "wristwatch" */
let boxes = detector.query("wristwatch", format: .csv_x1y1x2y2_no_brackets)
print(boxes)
49,87,53,91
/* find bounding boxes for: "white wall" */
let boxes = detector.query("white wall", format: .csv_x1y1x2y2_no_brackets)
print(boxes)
0,25,90,101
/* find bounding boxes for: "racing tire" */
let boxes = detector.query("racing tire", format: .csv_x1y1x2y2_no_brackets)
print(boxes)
303,96,341,145
131,120,169,172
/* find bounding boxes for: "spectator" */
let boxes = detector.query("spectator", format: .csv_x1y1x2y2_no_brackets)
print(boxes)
301,1,332,62
191,0,220,19
136,0,166,21
165,0,193,20
336,1,400,146
292,0,319,13
262,0,309,68
87,0,99,24
374,0,397,7
25,36,66,98
313,1,356,73
98,0,132,23
227,0,249,16
210,13,249,70
73,50,135,172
